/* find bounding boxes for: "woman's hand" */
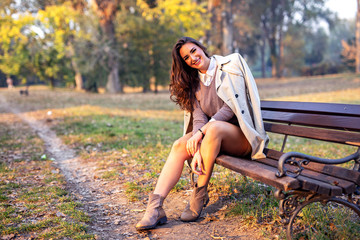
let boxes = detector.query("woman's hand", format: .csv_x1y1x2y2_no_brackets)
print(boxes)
191,150,205,175
186,131,203,156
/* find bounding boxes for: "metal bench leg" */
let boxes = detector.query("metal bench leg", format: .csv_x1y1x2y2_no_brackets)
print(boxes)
286,195,360,240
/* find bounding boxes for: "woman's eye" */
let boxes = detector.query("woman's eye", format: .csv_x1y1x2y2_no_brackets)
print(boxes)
184,56,189,60
190,48,196,54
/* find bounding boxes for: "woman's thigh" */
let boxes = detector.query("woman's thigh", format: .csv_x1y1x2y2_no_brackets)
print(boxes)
205,121,250,157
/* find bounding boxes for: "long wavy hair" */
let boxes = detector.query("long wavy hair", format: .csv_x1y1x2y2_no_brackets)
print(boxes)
169,37,210,112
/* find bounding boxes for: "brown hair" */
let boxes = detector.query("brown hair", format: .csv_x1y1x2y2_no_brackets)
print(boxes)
169,37,210,112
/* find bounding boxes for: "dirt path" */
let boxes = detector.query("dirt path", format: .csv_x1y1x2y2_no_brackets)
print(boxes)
0,94,264,240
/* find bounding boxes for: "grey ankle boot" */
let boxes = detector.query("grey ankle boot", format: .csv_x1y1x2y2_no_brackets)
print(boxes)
135,193,167,230
180,184,209,222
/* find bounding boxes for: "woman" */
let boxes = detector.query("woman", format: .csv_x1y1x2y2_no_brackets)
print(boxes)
135,37,268,230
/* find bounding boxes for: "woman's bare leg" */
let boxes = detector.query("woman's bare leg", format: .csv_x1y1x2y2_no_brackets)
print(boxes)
197,121,250,187
153,133,192,198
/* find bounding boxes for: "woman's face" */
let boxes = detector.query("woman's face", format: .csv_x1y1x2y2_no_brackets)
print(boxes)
179,42,210,73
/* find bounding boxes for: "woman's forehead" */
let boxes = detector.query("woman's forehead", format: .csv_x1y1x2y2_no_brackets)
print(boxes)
179,42,198,57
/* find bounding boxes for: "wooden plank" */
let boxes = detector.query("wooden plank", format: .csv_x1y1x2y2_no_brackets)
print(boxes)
297,176,342,196
263,149,360,186
264,122,360,147
257,158,356,194
262,111,360,131
261,101,360,117
264,148,283,159
215,155,300,191
215,154,343,197
305,162,360,186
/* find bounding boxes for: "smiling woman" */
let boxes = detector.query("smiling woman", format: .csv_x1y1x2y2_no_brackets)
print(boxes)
135,36,269,230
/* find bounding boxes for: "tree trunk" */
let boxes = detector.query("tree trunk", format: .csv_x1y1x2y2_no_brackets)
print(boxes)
261,19,267,78
356,0,360,73
71,58,83,91
222,0,233,55
277,0,285,78
106,60,122,93
50,77,55,89
92,0,123,93
74,72,83,91
260,36,266,78
207,0,223,53
278,26,284,78
269,36,277,77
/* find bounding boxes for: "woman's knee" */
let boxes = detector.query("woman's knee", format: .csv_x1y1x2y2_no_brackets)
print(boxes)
171,136,187,153
205,121,227,139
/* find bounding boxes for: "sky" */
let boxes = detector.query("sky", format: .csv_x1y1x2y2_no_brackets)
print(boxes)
326,0,357,20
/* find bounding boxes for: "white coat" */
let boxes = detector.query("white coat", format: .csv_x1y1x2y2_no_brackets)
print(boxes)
183,53,269,159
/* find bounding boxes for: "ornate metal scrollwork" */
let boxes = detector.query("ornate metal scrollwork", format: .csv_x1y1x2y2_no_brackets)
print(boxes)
275,189,321,225
276,151,360,178
279,157,309,178
279,195,300,219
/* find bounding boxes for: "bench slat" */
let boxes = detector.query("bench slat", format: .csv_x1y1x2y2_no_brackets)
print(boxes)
261,101,360,117
216,154,344,196
297,175,343,196
215,155,300,191
258,158,356,194
264,122,360,147
262,111,360,131
264,149,360,186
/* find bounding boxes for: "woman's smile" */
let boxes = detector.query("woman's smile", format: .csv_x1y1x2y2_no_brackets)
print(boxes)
193,58,201,66
179,42,210,73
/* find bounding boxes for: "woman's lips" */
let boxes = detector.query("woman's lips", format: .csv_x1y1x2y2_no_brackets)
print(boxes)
193,58,201,66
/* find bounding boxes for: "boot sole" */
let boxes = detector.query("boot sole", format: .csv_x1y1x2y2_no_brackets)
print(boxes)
135,216,167,231
180,197,210,222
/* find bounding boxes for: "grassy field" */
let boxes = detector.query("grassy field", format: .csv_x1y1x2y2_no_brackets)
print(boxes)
1,73,359,239
0,111,94,238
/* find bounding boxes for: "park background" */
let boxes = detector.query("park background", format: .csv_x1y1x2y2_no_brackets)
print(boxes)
1,0,360,239
0,0,359,92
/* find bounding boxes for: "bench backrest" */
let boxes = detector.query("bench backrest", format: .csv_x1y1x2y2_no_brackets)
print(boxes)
259,101,360,195
261,101,360,148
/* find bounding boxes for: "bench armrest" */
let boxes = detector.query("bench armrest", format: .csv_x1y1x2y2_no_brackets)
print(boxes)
276,150,360,178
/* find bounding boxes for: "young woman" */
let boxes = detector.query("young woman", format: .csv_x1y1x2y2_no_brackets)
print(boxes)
135,37,268,230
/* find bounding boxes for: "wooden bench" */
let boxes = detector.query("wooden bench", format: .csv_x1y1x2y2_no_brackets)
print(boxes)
215,100,360,239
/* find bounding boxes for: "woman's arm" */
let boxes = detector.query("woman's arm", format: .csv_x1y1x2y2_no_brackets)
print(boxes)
211,102,234,122
186,100,207,156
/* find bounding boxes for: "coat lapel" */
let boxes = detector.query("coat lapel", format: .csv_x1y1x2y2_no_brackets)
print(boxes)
213,55,231,91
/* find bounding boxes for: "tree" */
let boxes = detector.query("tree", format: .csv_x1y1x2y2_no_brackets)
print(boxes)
304,28,328,66
342,38,356,70
0,13,35,84
248,0,329,78
283,24,305,76
91,0,122,93
35,3,79,87
116,0,210,92
207,0,253,56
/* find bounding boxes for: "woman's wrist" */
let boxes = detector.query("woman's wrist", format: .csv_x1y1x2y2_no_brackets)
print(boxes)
198,128,205,139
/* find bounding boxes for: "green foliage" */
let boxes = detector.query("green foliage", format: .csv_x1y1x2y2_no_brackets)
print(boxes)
0,0,351,89
283,24,306,75
116,0,210,91
34,3,79,86
0,13,35,82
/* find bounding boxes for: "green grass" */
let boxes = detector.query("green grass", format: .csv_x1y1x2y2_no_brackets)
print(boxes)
0,121,94,238
291,200,360,239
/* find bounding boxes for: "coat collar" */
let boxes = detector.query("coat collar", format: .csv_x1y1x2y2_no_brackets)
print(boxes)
213,55,231,68
213,55,231,90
